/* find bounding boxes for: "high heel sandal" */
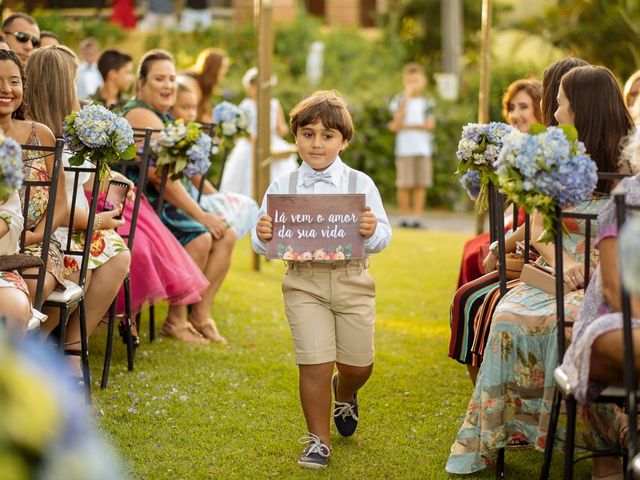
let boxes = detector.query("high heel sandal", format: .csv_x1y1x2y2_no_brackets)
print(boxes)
118,316,140,347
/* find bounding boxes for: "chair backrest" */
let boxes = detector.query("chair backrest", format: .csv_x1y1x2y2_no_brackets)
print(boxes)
553,206,600,362
110,128,153,250
553,171,630,362
19,139,63,310
58,152,103,292
614,193,640,460
131,127,170,216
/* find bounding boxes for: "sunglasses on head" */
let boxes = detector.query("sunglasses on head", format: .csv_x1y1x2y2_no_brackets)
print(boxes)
3,31,41,48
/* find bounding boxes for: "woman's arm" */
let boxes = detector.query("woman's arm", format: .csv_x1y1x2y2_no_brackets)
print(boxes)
274,101,290,138
530,210,584,290
189,175,216,195
600,237,640,316
25,125,68,245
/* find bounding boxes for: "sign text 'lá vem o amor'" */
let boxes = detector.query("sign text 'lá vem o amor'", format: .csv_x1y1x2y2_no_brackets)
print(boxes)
266,194,365,261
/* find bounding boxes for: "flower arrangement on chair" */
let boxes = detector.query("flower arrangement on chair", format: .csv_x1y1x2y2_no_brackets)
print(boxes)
63,104,136,180
494,124,598,243
455,122,514,212
0,129,23,202
151,119,216,179
212,101,249,139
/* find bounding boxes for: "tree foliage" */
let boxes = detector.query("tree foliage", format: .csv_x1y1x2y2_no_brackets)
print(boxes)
515,0,639,79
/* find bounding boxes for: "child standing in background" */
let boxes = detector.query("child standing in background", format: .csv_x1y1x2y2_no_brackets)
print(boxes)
252,91,391,469
219,67,297,197
388,63,436,228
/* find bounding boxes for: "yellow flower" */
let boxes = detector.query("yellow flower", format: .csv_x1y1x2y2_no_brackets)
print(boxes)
0,355,62,456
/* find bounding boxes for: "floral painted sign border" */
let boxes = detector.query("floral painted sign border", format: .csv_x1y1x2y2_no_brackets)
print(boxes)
266,194,365,261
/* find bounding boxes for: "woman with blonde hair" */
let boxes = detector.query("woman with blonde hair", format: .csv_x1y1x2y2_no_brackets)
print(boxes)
26,45,131,376
623,69,640,125
181,47,229,123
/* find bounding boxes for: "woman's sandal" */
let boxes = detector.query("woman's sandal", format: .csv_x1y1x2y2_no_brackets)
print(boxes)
117,316,140,347
189,318,228,345
160,321,209,345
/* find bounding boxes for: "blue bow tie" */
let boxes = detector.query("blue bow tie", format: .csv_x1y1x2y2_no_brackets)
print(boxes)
302,170,334,187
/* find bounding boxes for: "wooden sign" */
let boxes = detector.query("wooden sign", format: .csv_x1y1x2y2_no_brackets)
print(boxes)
266,194,365,261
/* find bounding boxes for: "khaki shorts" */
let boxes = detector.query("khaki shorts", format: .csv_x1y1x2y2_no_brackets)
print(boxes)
282,261,376,367
395,155,433,188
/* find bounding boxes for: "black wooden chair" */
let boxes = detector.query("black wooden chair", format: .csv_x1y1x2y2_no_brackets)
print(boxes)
100,128,153,388
540,172,632,479
18,140,63,313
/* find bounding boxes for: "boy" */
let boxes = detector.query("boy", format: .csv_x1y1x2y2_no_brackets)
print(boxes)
252,91,391,468
76,37,103,101
388,63,436,228
92,48,134,112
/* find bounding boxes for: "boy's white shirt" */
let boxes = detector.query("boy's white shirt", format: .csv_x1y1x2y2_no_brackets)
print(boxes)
390,95,435,157
251,157,392,256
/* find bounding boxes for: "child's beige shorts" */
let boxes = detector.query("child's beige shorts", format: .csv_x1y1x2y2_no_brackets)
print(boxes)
282,261,375,367
395,155,433,188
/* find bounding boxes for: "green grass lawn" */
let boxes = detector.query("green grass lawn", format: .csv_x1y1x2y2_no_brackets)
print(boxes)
90,228,590,479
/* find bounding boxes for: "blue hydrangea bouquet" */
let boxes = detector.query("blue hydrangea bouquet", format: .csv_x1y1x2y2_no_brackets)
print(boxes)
152,119,216,179
212,101,249,139
63,104,136,180
456,122,514,212
0,129,23,202
459,169,481,201
494,124,597,243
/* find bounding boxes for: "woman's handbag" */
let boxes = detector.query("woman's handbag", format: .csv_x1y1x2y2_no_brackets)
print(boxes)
519,258,574,295
0,254,43,272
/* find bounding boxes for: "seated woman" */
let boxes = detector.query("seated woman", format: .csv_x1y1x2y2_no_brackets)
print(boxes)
562,131,640,405
0,50,67,330
449,78,543,380
169,83,258,238
122,49,233,344
446,65,635,477
25,45,131,375
455,78,542,289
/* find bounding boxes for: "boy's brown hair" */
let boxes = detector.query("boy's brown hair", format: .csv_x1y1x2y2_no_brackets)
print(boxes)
290,90,354,142
402,62,425,76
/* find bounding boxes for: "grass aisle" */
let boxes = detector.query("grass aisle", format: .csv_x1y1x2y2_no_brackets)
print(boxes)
91,228,587,479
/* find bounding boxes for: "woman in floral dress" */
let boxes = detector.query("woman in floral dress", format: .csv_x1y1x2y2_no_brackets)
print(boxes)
0,187,32,331
0,50,66,331
446,65,635,478
25,46,131,373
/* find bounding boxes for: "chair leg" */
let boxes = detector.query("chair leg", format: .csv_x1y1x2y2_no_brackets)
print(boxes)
58,305,68,353
564,396,577,480
540,389,562,480
101,301,117,389
79,300,92,405
124,276,134,372
496,448,505,480
149,304,155,342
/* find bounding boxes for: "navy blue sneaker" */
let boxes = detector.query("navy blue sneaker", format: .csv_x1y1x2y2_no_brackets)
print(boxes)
332,373,359,437
298,433,331,469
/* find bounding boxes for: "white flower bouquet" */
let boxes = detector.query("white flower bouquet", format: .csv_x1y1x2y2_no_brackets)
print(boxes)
455,122,514,212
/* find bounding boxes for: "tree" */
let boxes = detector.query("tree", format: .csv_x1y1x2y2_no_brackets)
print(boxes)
515,0,639,79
